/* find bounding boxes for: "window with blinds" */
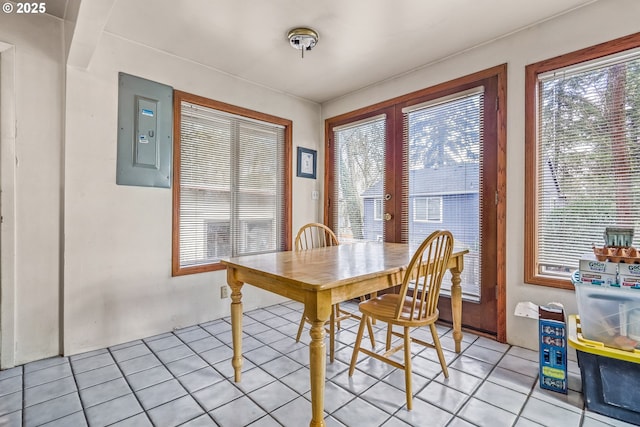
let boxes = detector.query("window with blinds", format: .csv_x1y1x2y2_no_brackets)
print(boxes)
413,197,443,222
526,36,640,286
403,88,484,299
332,115,386,243
172,92,290,275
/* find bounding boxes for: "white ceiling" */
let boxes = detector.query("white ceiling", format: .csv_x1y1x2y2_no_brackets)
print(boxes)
58,0,599,103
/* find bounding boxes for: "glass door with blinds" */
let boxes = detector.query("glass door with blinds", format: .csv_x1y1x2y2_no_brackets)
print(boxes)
327,74,501,336
404,88,483,300
402,86,497,333
330,114,387,243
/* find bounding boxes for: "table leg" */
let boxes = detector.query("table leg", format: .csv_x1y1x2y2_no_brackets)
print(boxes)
309,319,326,427
450,266,463,353
228,272,244,382
307,295,331,427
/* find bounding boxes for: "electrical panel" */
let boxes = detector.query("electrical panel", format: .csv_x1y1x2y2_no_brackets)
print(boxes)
116,72,173,188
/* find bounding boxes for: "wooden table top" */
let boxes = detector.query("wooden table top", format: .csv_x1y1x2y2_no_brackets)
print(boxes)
221,241,468,291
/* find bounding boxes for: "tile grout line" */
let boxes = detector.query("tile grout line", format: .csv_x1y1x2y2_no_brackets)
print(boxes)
457,343,517,426
217,311,310,425
244,303,361,425
476,345,580,426
171,322,291,425
187,315,305,426
67,357,91,427
136,327,246,425
412,337,538,425
325,324,454,424
102,345,152,426
70,357,135,410
21,359,82,427
20,365,24,427
392,326,474,424
170,326,226,425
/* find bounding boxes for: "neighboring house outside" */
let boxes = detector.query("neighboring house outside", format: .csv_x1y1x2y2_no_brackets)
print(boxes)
359,161,560,295
361,162,480,297
361,163,479,248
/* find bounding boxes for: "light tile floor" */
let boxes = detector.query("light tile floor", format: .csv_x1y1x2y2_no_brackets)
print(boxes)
0,300,635,427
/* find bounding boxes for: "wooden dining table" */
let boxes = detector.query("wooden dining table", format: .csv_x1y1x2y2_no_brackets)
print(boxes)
221,241,468,427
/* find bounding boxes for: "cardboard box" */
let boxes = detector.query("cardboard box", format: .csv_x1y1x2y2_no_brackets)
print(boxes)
619,275,640,288
618,263,640,288
538,305,567,394
578,255,618,285
577,272,618,286
619,263,640,277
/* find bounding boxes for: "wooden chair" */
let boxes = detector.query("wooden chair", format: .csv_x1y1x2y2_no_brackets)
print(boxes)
294,223,374,362
348,230,454,410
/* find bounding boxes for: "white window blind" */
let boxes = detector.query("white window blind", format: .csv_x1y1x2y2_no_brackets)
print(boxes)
332,115,386,242
537,51,640,277
403,88,483,299
177,101,286,269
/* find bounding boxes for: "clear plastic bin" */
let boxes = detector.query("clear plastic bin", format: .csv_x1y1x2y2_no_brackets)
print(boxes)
572,271,640,350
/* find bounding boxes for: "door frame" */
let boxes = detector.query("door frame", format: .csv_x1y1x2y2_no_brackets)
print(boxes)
0,42,17,368
325,65,506,342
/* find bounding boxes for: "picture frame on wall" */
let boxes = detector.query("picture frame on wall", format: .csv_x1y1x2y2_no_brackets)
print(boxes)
297,147,317,179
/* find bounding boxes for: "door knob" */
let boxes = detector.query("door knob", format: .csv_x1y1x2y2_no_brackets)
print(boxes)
384,213,392,221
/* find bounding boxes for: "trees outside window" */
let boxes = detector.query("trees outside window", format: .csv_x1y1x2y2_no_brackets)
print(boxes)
332,116,386,241
525,33,640,288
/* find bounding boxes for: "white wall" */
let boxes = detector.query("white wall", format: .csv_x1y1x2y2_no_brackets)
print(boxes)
63,34,322,355
0,12,64,366
322,0,640,350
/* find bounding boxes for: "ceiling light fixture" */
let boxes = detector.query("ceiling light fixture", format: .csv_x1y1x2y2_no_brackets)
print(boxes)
287,27,318,58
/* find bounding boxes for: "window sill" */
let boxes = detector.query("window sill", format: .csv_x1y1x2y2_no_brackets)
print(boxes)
524,273,574,291
172,262,226,277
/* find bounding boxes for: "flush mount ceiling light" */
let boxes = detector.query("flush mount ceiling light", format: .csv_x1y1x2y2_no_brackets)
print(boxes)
287,27,318,58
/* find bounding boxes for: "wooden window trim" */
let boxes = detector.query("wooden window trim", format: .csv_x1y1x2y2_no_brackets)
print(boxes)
524,32,640,289
172,90,292,276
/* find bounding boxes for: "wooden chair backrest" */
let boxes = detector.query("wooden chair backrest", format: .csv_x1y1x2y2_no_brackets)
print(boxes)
395,230,454,321
295,223,339,251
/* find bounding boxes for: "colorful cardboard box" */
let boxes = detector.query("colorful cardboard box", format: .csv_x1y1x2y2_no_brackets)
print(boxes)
539,305,567,394
618,263,640,288
578,256,617,286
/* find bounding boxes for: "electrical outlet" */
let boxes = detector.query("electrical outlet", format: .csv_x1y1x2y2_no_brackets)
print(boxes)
220,285,229,299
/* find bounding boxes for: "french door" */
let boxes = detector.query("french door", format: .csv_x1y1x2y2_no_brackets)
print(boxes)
326,68,505,337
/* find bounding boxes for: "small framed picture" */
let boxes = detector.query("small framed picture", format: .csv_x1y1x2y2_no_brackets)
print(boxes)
297,147,317,179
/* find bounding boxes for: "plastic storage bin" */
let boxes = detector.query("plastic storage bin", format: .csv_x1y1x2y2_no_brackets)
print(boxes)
568,315,640,424
572,272,640,350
